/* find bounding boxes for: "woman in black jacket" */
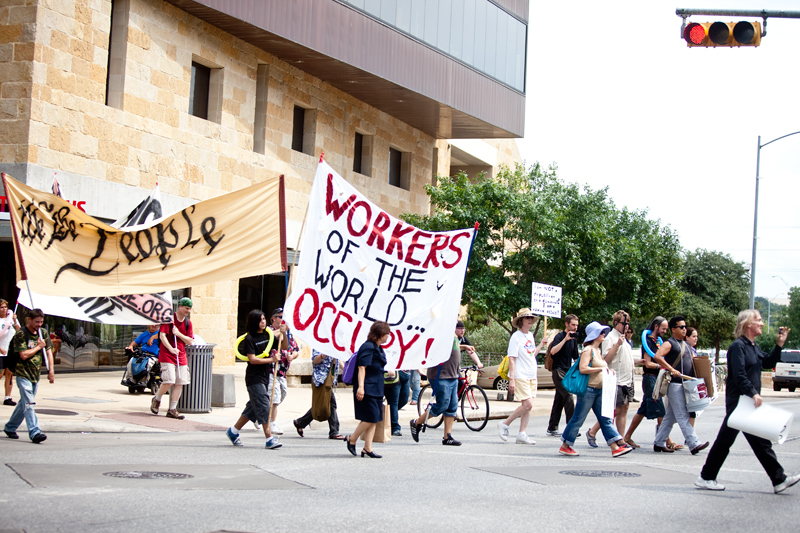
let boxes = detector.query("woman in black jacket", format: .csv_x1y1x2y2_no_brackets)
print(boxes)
696,309,797,493
345,321,392,458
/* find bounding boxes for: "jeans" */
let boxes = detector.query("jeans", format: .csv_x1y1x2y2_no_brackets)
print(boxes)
384,371,410,433
409,370,421,402
4,377,41,440
561,386,621,447
296,387,340,437
701,395,785,485
548,368,575,431
654,382,701,449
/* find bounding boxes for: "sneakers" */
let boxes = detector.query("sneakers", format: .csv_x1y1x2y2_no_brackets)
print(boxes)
586,432,598,448
31,432,47,444
410,419,422,442
4,430,19,439
166,409,185,420
516,432,536,445
3,398,16,406
691,441,710,455
264,437,283,450
270,422,283,435
695,476,725,491
392,430,402,437
498,421,510,442
253,420,261,430
150,397,160,415
612,444,633,458
442,434,462,446
226,428,243,446
546,429,561,437
774,474,800,494
559,444,579,456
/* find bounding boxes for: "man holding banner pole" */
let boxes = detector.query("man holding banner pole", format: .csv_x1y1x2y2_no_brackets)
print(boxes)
151,298,194,420
4,308,54,443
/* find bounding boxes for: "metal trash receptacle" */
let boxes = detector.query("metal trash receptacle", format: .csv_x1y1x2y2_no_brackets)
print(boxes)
177,344,215,413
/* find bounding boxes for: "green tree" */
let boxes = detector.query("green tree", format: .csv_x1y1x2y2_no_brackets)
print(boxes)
784,287,800,349
402,163,683,331
680,249,749,361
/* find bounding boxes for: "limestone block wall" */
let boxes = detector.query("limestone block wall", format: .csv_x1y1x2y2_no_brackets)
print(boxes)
0,0,439,365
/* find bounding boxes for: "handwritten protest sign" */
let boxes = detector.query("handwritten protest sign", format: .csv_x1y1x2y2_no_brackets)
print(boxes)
2,173,287,297
531,282,562,318
283,160,475,369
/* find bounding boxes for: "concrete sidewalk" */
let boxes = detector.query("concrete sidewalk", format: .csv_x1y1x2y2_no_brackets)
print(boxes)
1,364,558,435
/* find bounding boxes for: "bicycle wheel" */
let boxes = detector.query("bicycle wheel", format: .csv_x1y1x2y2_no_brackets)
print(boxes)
461,384,489,432
417,384,443,428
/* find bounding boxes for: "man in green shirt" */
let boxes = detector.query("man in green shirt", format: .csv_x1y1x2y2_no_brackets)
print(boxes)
3,308,54,443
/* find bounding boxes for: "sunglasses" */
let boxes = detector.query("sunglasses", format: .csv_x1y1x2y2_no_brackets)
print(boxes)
675,325,687,329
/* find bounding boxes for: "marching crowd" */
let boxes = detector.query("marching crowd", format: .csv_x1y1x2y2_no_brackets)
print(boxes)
2,295,798,494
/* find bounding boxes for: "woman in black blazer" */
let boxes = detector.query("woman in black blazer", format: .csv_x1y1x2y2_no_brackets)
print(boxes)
345,321,392,458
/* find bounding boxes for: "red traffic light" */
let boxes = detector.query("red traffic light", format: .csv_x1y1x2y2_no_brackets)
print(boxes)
683,20,762,47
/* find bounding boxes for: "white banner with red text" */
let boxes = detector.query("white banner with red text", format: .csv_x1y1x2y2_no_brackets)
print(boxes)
283,160,475,370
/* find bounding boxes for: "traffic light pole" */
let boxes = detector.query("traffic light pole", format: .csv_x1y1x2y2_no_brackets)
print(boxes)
749,131,800,310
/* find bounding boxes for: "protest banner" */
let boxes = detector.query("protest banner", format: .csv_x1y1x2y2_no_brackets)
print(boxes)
531,282,562,318
18,183,173,324
2,173,287,297
283,160,475,369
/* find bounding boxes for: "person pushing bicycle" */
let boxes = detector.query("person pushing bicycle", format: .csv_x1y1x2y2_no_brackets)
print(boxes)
410,321,483,446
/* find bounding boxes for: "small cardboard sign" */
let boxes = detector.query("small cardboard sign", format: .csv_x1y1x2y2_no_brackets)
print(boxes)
531,282,562,318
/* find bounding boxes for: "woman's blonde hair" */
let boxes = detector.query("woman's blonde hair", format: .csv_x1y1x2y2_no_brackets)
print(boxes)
734,309,761,338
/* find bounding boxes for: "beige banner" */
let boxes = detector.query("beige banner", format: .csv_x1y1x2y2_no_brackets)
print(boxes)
2,173,287,297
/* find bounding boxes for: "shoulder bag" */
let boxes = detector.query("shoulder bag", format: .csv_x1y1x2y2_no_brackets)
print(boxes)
562,349,593,396
311,361,334,421
544,340,554,372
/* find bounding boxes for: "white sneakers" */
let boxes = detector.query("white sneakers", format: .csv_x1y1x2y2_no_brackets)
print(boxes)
774,473,800,494
498,421,509,442
516,432,536,445
497,423,535,444
270,422,283,435
694,476,725,491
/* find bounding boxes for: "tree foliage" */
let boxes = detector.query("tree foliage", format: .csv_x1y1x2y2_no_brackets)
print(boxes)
784,286,800,349
680,249,749,360
402,163,683,330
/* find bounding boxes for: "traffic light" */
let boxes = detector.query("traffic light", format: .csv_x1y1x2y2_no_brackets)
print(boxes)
683,21,762,47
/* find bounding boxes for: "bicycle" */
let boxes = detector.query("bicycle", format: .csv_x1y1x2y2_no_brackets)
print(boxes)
416,366,490,431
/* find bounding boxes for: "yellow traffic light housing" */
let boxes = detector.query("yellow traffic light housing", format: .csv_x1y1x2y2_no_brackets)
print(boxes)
684,21,762,47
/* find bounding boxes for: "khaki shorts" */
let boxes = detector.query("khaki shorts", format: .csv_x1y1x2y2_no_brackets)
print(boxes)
160,363,190,385
513,378,538,400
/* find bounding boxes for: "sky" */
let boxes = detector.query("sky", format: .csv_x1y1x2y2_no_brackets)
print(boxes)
516,0,800,302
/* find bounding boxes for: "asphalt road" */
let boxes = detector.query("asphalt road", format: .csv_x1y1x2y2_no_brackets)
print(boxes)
2,397,800,533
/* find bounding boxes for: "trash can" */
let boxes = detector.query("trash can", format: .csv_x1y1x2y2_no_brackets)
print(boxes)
177,344,215,413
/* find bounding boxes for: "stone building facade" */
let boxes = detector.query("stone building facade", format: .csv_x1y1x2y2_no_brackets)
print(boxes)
0,0,527,366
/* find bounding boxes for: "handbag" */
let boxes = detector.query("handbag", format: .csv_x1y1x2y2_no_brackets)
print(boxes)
311,364,334,422
653,340,687,401
544,340,554,372
360,402,392,443
562,349,592,396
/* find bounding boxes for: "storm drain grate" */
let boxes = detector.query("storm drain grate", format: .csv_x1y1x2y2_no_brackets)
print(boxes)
103,471,194,480
559,470,641,478
36,409,79,416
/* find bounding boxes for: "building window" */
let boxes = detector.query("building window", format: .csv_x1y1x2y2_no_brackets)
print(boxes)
389,147,409,190
253,64,269,154
190,59,223,123
292,105,316,156
431,146,438,187
353,132,373,177
105,0,131,109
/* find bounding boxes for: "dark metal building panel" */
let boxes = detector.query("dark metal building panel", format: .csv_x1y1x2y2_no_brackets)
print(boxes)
161,0,526,139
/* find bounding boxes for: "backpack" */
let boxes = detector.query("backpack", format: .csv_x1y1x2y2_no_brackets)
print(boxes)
342,352,358,385
498,355,510,380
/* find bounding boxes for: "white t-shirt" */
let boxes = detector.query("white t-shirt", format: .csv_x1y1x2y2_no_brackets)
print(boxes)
601,327,633,386
0,313,20,354
507,330,538,380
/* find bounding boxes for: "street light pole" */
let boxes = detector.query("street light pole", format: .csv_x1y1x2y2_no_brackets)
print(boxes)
749,131,800,310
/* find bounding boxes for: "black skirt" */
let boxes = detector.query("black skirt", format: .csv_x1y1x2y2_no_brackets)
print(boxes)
353,392,383,423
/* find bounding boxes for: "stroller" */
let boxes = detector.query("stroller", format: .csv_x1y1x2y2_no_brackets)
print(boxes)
121,345,162,394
